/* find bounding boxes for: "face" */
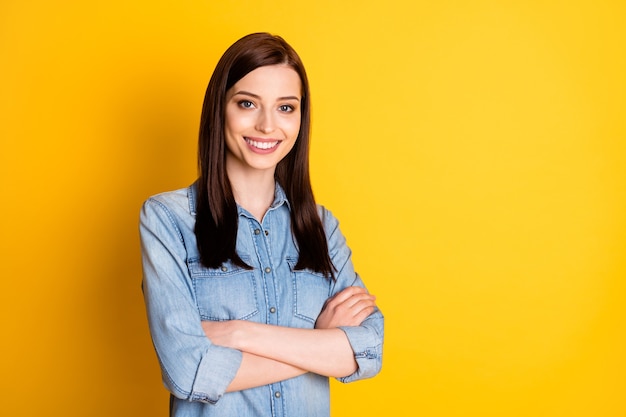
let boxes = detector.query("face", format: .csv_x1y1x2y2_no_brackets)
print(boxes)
224,64,302,176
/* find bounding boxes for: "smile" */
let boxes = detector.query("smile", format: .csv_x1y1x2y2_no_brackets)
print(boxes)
244,137,280,150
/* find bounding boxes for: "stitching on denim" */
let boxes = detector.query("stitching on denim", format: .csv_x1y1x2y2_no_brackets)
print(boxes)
189,256,260,321
154,346,193,400
157,353,218,404
354,347,381,359
147,198,185,244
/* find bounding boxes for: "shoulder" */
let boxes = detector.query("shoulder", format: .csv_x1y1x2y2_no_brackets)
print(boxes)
143,183,196,214
139,185,199,248
140,184,196,227
144,186,191,210
316,204,341,231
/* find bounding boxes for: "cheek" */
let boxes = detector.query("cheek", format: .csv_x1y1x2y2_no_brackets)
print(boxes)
224,116,243,153
224,106,255,134
285,117,301,139
225,113,243,134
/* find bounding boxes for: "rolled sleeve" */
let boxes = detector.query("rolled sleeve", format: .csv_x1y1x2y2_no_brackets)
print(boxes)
140,197,242,403
320,206,385,383
338,308,384,382
187,346,242,403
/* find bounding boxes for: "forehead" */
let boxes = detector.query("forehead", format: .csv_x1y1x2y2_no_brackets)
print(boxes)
229,65,302,97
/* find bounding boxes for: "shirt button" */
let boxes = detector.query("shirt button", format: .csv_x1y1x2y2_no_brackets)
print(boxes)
269,307,276,313
264,267,271,273
274,391,281,398
220,266,228,272
254,229,261,235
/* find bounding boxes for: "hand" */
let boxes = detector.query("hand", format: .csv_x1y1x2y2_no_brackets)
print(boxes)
201,320,243,349
315,286,377,329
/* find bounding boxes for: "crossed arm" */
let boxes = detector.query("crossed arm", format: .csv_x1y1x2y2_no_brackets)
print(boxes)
201,286,377,392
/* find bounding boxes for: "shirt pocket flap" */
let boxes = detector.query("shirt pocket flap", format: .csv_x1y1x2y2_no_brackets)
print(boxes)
188,257,259,321
287,258,331,324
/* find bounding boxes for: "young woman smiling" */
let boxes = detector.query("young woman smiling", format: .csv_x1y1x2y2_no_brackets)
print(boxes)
140,33,384,417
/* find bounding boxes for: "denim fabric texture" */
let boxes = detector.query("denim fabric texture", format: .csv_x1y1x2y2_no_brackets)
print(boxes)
140,182,384,417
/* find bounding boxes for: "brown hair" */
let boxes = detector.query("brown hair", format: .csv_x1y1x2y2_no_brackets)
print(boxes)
195,32,334,278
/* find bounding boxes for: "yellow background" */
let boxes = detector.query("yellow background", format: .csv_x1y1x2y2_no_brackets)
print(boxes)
1,1,624,416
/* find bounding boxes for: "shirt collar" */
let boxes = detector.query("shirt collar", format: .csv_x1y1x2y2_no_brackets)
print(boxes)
271,182,291,210
188,180,291,216
237,181,291,218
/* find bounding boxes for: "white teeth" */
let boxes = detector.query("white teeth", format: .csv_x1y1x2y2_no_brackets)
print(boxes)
245,138,279,149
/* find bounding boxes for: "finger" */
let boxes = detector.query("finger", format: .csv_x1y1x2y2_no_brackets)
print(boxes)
334,301,377,327
326,286,369,307
336,292,376,311
347,292,376,307
341,296,376,315
351,304,377,325
327,296,376,324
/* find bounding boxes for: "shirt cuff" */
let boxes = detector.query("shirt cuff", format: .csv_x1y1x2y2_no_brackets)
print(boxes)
337,320,384,383
189,345,243,404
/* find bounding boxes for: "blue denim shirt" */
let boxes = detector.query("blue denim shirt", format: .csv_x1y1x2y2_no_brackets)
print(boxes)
140,182,384,417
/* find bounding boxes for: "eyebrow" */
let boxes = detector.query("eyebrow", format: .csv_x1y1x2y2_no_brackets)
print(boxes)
232,90,300,101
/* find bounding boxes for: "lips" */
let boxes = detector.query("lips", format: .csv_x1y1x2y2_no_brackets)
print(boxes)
244,137,280,150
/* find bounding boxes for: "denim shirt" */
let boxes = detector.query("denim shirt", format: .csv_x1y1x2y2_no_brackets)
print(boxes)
140,182,384,417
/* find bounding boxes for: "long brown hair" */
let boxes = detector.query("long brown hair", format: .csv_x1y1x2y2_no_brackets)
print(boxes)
195,32,334,278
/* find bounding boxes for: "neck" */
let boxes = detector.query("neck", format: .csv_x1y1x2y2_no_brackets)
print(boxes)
226,165,276,222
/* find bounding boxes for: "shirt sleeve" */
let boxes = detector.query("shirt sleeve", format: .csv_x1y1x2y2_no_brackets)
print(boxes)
140,197,242,404
319,207,385,383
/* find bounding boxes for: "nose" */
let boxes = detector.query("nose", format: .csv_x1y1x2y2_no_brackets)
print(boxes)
255,109,276,134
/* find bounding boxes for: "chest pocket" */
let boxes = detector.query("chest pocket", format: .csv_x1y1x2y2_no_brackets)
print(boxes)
288,258,332,324
188,258,259,321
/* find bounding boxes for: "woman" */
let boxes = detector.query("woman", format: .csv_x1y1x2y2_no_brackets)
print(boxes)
140,33,384,417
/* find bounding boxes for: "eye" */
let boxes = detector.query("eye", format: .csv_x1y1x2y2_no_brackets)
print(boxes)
278,104,295,113
238,100,255,109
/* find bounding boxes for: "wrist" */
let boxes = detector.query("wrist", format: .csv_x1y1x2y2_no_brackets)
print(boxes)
232,320,252,351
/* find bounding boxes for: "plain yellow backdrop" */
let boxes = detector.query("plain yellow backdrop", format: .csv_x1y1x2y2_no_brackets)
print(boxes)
1,1,624,416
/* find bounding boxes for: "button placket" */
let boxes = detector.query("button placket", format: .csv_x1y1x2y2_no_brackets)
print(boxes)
250,215,280,329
